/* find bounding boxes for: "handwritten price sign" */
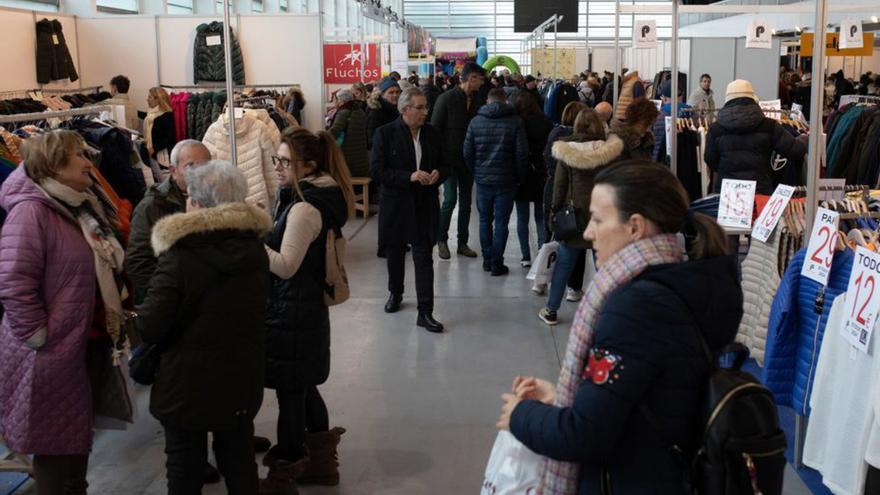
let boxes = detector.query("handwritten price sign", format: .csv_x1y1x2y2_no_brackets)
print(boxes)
801,207,839,285
717,179,756,229
752,184,795,243
842,246,880,353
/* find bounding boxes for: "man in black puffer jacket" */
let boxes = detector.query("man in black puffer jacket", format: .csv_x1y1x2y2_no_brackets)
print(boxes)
705,79,808,194
464,88,528,276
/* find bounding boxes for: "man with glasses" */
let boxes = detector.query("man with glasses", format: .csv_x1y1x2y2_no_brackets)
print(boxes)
371,88,448,333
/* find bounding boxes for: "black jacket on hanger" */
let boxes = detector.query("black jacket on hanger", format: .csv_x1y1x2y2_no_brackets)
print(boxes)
35,19,79,84
193,22,245,85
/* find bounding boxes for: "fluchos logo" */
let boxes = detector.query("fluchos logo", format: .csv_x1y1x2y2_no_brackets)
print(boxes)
324,44,380,83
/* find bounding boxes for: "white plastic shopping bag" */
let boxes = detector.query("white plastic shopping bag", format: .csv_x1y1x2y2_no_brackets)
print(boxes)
526,241,559,286
480,431,541,495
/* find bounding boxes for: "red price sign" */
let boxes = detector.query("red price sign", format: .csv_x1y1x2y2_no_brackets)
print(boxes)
842,246,880,353
752,184,795,242
801,207,839,285
717,179,756,229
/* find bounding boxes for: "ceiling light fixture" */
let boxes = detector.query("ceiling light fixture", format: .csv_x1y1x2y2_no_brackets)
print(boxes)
872,16,879,23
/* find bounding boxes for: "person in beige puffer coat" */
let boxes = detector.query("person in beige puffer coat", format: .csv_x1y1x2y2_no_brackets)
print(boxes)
202,113,278,210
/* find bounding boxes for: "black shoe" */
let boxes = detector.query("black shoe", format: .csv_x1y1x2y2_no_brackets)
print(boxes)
483,260,492,272
384,294,402,313
417,312,444,333
203,462,221,484
253,435,271,454
491,265,510,276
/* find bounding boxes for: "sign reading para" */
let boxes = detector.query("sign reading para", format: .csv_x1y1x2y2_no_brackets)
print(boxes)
323,44,381,84
717,179,756,229
752,184,795,242
842,246,880,353
633,20,657,48
746,19,773,49
801,207,840,285
840,19,864,50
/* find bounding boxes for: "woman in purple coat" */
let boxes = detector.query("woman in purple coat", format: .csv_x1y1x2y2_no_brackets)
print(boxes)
0,130,128,494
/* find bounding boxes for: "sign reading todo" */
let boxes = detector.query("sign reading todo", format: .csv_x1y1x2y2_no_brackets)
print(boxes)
840,19,864,49
633,20,656,48
801,207,840,285
752,184,795,242
717,179,756,229
746,19,773,49
842,246,880,353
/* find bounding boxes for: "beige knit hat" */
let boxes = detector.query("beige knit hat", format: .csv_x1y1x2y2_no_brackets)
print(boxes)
725,79,759,103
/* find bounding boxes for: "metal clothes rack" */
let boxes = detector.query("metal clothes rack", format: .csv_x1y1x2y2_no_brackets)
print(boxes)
0,86,103,99
160,84,298,90
0,105,113,125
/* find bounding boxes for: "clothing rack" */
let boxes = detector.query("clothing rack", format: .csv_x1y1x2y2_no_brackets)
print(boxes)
0,105,113,124
160,84,296,90
839,94,880,108
0,86,103,99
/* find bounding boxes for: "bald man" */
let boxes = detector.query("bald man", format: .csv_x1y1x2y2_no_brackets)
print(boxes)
595,102,613,134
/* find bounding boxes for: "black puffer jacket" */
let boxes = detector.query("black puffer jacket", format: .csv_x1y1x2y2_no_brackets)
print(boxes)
511,254,742,495
35,19,78,84
194,22,245,85
705,98,807,194
463,102,528,188
138,202,271,431
264,182,348,391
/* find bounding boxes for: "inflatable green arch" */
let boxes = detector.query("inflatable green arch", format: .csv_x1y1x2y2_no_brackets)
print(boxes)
482,55,521,75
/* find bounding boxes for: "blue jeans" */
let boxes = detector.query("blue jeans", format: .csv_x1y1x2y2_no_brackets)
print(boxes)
476,184,517,268
546,244,585,312
515,199,546,260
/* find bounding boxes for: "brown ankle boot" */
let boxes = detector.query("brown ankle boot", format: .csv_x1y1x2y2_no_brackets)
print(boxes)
297,427,346,486
259,458,305,495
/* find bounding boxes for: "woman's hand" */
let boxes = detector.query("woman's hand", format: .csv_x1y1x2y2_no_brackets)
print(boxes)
512,375,556,404
497,393,521,431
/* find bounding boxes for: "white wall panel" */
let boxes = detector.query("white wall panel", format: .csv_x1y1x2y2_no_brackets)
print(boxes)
156,15,224,86
689,38,735,105
0,9,81,91
735,37,781,101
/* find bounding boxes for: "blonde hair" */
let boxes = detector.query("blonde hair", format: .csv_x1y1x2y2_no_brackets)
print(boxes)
22,130,86,183
279,127,355,216
149,87,172,113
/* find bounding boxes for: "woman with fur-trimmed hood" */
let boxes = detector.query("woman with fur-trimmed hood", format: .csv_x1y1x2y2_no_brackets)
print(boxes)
137,160,272,493
537,109,624,326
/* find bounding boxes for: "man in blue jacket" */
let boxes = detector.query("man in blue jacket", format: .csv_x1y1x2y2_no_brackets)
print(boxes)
464,88,528,276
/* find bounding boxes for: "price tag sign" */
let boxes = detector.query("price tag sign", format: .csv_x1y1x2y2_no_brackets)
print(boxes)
752,184,795,242
52,34,60,45
717,179,756,229
801,207,840,285
842,246,880,353
206,35,222,46
233,107,244,119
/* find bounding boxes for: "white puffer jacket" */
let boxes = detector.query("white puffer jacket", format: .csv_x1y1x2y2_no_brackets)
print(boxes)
736,227,782,365
244,108,281,149
202,113,278,210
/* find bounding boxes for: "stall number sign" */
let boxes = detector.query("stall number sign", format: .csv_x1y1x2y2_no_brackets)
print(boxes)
842,246,880,353
801,207,839,285
717,179,756,229
752,184,795,242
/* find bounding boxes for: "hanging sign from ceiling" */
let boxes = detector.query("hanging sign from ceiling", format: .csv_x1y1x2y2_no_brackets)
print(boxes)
840,19,864,49
801,33,874,56
633,20,656,49
323,44,381,84
746,19,773,49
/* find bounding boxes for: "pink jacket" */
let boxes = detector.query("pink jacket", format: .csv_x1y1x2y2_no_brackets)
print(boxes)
0,166,96,455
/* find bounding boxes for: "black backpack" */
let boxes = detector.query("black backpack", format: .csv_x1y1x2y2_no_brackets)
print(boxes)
642,294,787,495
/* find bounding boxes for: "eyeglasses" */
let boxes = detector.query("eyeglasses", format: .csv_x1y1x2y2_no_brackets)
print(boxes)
409,105,429,113
271,155,292,169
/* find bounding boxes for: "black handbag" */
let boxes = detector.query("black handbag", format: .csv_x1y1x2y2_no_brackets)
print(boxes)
128,342,164,385
550,166,585,241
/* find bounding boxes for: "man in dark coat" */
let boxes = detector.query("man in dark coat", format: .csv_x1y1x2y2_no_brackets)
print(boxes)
430,62,487,261
371,88,449,334
705,79,808,194
464,88,528,276
137,161,271,494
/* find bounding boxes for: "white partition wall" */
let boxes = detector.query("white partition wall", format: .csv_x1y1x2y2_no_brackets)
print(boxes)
156,15,226,86
735,37,781,101
689,38,736,103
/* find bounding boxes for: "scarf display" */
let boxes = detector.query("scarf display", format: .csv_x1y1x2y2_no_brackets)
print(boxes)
143,106,166,153
538,234,685,494
40,178,128,354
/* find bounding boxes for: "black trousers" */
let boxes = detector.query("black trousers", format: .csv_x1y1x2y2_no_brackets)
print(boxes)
33,454,88,495
162,420,257,495
275,386,329,462
567,249,587,291
387,240,434,313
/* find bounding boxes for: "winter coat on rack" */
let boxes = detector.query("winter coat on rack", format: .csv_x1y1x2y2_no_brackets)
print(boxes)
329,101,370,177
138,202,271,431
0,166,96,455
243,108,281,149
35,19,78,84
762,247,854,416
545,84,581,124
736,227,783,365
264,181,348,391
613,71,646,122
517,112,554,202
68,123,146,205
366,91,400,150
194,22,245,85
202,113,278,209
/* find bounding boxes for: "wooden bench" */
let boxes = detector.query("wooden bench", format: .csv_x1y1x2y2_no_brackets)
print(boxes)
351,177,372,220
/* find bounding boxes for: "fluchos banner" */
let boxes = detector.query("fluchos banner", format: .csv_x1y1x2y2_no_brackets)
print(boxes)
323,44,381,83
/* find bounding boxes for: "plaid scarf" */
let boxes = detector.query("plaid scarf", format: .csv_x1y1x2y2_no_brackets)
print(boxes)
538,234,684,494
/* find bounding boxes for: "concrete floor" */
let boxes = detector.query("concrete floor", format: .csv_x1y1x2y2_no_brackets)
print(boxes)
8,208,813,494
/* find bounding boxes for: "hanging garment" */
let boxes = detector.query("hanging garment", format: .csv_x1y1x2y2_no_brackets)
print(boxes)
193,22,245,84
65,122,146,205
736,228,783,365
804,293,880,495
762,247,854,416
826,105,867,176
35,19,79,84
171,92,190,142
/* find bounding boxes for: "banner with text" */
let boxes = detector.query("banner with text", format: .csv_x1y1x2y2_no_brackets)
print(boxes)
323,44,380,84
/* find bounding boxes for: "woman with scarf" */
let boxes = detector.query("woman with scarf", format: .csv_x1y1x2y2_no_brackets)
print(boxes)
144,87,177,169
498,161,742,495
0,130,131,494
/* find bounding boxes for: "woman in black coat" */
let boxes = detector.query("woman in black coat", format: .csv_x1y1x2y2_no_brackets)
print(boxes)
514,92,554,266
498,161,741,495
137,161,271,494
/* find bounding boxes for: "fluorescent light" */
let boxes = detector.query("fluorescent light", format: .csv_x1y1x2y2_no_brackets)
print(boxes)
872,16,879,23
